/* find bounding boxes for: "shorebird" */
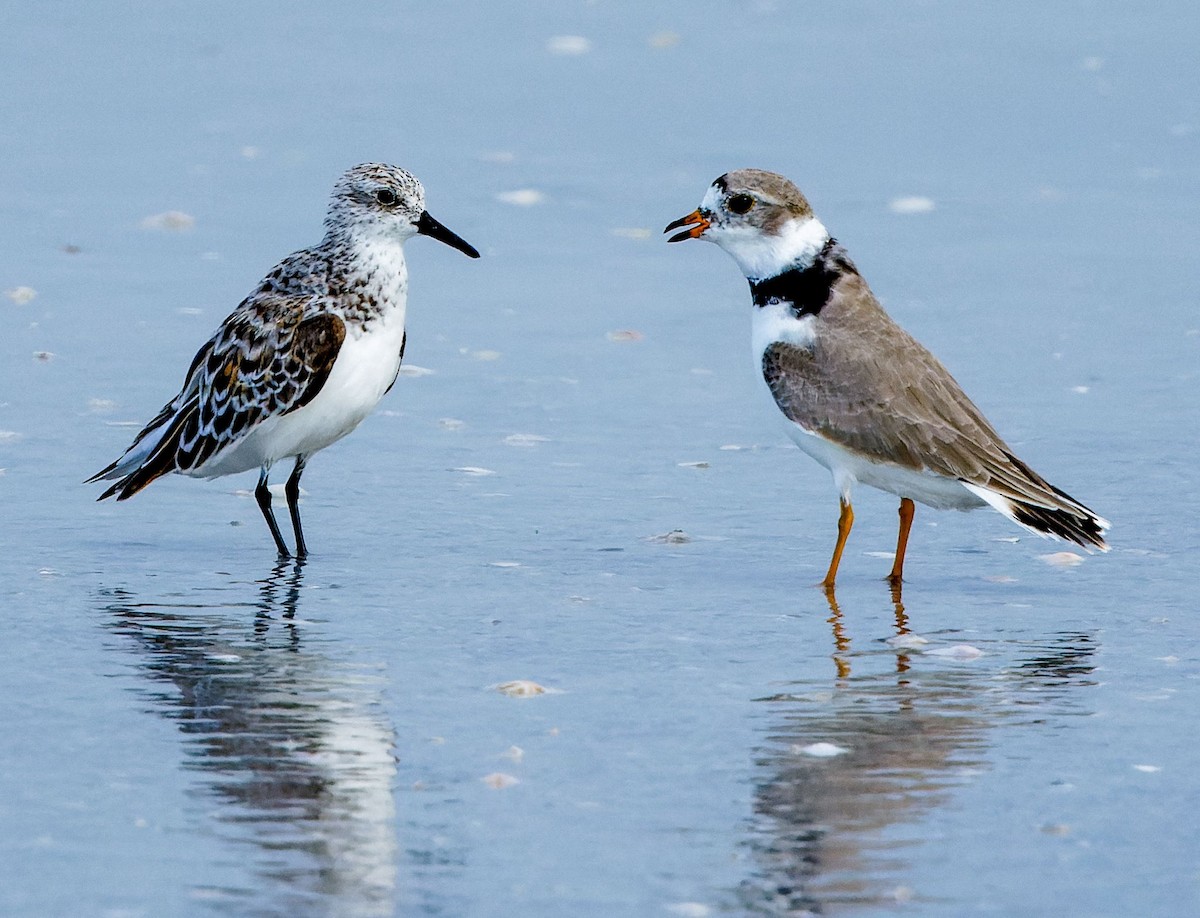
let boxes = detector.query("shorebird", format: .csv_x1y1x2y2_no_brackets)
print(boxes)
665,169,1108,587
89,163,479,557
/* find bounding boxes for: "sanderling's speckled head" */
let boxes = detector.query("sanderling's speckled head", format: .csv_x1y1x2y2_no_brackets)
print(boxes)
328,163,478,258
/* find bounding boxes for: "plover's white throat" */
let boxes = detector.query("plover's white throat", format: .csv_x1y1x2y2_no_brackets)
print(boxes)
666,168,1109,587
89,163,479,557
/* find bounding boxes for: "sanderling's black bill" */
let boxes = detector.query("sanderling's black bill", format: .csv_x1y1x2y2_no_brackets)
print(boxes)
417,211,480,258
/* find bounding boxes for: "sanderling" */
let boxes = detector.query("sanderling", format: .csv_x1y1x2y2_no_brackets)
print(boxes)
89,163,479,557
666,169,1108,587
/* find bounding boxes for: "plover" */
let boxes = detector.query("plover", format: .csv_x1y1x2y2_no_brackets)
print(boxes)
89,163,479,557
665,169,1108,586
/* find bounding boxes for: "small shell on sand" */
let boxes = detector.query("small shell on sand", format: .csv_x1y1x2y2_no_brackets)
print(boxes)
482,772,520,789
1039,551,1085,567
492,680,547,697
793,742,849,758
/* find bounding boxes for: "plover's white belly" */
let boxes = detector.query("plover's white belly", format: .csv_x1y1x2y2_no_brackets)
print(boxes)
773,409,986,510
193,313,406,478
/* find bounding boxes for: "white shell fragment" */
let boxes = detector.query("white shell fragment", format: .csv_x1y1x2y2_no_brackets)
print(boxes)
4,286,37,304
887,633,929,649
504,433,549,447
482,772,520,789
492,680,547,697
546,35,591,55
926,644,985,660
140,210,195,231
889,196,936,214
1039,551,1085,567
606,329,644,342
500,745,524,763
665,904,711,917
646,530,692,545
496,188,545,207
793,742,849,758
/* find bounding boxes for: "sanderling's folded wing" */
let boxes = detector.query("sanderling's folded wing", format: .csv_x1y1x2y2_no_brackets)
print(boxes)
90,294,345,499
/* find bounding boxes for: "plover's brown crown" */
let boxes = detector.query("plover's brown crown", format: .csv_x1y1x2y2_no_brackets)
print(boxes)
710,168,815,230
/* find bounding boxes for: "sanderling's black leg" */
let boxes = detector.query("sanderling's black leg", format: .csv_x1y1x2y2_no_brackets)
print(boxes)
285,455,309,559
255,466,291,557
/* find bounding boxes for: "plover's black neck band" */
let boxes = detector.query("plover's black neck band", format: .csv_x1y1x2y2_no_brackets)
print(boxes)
749,238,858,317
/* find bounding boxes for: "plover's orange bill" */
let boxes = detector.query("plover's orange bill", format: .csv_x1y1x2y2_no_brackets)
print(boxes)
666,169,1109,587
88,163,479,558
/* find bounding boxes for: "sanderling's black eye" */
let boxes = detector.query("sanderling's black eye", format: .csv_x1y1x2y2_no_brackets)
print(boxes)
727,193,754,215
375,189,397,206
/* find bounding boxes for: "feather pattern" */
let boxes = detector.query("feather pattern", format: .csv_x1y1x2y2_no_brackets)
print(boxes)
90,294,346,499
87,262,352,501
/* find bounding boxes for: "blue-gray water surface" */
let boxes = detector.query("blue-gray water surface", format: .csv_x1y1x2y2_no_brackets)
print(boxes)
3,2,1198,916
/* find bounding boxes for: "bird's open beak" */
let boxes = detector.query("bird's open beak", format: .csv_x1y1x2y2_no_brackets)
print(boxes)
417,211,481,258
664,209,710,243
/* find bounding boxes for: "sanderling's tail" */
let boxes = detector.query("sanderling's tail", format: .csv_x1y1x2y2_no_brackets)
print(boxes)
86,402,192,500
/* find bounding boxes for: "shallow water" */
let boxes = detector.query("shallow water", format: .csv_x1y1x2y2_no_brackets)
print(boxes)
3,2,1199,916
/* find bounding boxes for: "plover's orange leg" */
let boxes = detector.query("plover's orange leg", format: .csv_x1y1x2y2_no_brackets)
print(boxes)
821,498,854,589
887,498,915,585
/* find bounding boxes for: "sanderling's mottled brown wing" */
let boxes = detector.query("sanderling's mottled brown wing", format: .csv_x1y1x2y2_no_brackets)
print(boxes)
94,294,345,499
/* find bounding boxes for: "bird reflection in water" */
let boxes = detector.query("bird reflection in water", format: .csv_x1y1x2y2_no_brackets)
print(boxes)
101,559,399,917
826,584,914,682
739,583,1098,914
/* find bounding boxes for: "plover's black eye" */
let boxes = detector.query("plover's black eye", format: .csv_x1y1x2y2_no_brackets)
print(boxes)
375,189,397,206
727,193,754,215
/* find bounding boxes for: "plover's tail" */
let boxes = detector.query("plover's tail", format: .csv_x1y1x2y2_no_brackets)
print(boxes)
1004,494,1110,550
86,401,193,500
962,451,1110,551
